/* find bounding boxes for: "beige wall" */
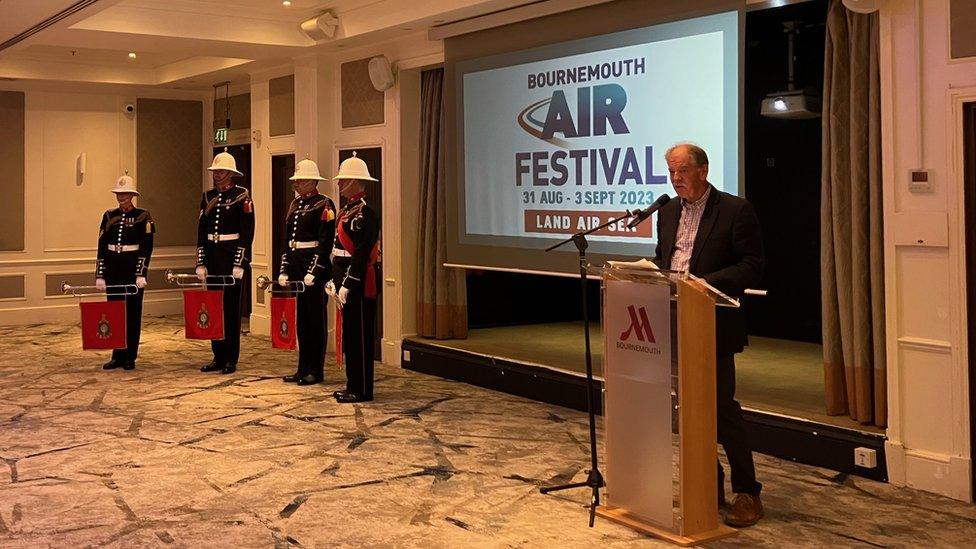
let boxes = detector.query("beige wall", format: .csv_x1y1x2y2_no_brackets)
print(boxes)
0,83,211,326
881,0,975,501
248,65,299,340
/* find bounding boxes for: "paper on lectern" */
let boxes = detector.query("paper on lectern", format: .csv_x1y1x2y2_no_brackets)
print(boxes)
606,258,659,270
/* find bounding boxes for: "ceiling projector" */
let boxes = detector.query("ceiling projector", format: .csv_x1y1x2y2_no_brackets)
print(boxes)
761,89,821,119
761,21,821,120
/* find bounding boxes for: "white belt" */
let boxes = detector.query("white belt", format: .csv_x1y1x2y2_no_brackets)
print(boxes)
108,244,139,253
289,240,317,250
331,249,352,258
208,233,240,242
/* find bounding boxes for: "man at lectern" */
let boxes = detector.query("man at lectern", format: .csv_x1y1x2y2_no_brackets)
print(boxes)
652,143,765,527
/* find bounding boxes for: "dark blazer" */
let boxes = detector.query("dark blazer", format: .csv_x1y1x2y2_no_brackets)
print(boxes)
653,185,764,356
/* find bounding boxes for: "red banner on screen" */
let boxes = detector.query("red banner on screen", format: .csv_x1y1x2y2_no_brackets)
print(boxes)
523,210,652,238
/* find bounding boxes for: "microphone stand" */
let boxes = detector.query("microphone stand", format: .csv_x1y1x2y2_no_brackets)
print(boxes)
540,208,637,527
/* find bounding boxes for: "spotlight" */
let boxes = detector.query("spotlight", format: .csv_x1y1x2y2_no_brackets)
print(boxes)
128,52,137,59
772,98,787,112
282,0,291,5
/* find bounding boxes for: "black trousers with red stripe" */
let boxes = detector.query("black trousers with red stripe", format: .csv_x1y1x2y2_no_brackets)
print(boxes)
341,289,376,399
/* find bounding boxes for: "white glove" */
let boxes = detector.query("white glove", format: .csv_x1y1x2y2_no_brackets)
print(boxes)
95,278,106,291
135,277,147,289
337,286,349,308
303,274,315,286
324,280,336,298
195,266,207,281
278,274,289,287
232,266,244,279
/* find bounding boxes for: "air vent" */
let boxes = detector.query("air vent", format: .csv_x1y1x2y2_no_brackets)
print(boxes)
0,0,101,53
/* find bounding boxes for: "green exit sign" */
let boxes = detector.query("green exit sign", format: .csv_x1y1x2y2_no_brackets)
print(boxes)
214,127,228,144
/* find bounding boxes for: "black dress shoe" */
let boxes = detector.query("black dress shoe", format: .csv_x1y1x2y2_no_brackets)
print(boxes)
282,373,302,383
122,361,135,371
297,375,323,386
103,359,120,370
335,392,372,403
200,361,222,372
220,364,237,375
332,390,347,398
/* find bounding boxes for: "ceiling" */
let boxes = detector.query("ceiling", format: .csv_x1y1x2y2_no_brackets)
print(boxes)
0,0,544,90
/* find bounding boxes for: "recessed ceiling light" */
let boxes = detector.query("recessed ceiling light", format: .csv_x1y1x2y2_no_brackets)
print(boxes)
282,0,291,6
128,52,137,59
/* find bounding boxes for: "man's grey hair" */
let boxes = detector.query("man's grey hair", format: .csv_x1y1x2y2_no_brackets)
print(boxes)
665,143,709,166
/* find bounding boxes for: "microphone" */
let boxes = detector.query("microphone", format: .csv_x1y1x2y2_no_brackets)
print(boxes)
626,194,671,229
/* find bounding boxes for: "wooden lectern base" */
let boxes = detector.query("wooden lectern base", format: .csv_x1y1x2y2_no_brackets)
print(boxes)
595,506,737,546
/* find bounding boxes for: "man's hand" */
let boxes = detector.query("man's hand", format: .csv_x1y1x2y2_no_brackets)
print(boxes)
337,286,349,308
303,274,315,286
135,277,147,289
95,278,106,291
232,266,244,279
278,274,289,287
195,266,207,281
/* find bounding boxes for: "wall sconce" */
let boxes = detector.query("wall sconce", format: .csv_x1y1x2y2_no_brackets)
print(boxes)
76,152,87,186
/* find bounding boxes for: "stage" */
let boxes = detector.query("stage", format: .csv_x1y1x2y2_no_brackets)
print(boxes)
403,322,887,481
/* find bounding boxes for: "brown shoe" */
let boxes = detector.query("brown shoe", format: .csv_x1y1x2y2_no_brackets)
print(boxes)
724,493,763,527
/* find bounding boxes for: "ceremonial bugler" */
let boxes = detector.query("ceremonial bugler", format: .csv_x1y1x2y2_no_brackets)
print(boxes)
279,158,336,284
95,172,155,371
196,151,254,273
330,152,381,403
96,173,155,282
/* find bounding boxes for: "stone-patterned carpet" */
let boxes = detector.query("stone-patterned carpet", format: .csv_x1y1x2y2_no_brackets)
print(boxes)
1,316,975,547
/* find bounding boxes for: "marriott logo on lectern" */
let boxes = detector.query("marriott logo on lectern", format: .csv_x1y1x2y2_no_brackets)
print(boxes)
616,305,661,355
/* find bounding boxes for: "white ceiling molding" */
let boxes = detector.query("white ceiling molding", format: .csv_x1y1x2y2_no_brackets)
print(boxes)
0,0,116,52
69,4,316,48
0,0,565,89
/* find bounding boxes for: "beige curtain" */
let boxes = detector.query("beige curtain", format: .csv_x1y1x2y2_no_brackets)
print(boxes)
418,68,468,339
821,0,886,427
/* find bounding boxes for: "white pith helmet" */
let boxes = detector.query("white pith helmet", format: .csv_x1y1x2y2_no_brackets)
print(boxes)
111,171,139,195
332,151,377,182
290,155,326,181
208,148,243,176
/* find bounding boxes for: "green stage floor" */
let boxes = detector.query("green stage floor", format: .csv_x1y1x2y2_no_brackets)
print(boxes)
420,322,882,434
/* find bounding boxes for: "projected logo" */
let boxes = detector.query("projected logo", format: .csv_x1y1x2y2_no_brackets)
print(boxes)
517,84,630,149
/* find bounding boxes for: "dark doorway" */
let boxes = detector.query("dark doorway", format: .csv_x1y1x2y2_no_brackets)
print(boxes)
271,154,297,276
339,147,383,354
963,101,976,499
213,144,253,320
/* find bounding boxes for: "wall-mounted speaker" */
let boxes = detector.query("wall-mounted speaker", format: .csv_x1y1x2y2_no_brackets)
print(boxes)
368,55,395,92
300,11,340,41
